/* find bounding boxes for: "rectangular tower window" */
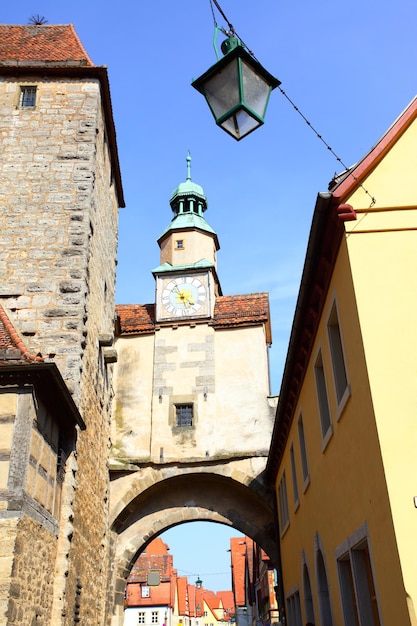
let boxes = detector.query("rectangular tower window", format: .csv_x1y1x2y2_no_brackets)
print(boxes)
176,404,193,427
19,85,37,107
314,350,332,444
176,239,184,249
327,302,349,408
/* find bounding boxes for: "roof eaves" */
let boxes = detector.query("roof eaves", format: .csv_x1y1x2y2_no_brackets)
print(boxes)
266,192,342,480
330,95,417,201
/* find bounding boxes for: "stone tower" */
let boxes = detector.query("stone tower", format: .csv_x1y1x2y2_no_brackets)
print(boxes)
112,156,273,466
0,24,123,625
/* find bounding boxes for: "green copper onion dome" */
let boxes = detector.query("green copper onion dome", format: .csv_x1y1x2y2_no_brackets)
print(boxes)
158,153,218,242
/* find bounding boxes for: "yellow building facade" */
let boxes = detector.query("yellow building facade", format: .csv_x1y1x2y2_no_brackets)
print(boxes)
267,97,417,626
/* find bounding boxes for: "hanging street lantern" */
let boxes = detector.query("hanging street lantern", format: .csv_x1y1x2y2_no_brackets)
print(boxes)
192,35,280,141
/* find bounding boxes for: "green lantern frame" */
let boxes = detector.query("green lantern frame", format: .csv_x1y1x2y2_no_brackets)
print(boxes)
192,37,280,140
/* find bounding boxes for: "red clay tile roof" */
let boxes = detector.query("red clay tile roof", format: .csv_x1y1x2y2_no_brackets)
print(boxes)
212,293,270,330
0,24,93,66
116,294,271,341
117,304,155,336
0,304,43,364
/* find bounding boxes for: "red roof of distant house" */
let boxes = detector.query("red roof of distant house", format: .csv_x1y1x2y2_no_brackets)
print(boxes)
0,305,43,365
116,293,271,342
0,24,93,66
177,577,188,615
230,536,252,607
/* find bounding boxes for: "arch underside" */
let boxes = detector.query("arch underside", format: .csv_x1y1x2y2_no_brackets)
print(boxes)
108,463,278,626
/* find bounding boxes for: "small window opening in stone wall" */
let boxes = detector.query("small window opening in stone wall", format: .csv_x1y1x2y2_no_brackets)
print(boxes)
19,86,37,107
176,404,193,427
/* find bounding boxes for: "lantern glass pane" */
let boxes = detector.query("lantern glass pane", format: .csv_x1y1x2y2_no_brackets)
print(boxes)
221,110,260,140
241,60,271,116
202,60,240,119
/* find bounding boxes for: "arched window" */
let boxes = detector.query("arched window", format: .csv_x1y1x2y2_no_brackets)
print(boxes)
316,548,333,626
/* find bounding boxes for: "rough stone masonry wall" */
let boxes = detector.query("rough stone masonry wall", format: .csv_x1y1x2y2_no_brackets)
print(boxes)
1,516,57,626
0,76,115,405
61,85,119,626
0,76,119,624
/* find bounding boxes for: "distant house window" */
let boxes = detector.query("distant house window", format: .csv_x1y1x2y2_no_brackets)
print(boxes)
327,302,349,411
151,611,159,624
297,414,309,487
141,586,150,598
314,350,332,445
290,444,299,508
176,404,193,427
278,471,290,535
20,86,37,107
138,613,145,624
176,240,184,249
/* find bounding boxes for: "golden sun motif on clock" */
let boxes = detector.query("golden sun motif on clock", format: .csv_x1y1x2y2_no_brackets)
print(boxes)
162,276,207,316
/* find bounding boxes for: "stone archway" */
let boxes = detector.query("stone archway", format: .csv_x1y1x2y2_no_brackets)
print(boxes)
107,466,278,625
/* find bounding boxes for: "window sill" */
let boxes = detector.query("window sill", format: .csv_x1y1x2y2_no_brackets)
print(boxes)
321,424,333,453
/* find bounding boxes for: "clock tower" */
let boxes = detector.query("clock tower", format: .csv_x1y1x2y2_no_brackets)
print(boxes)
153,154,221,322
113,156,274,469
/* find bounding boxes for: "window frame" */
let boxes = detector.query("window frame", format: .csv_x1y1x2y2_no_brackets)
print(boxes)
277,470,290,536
290,443,299,510
336,526,381,626
175,403,193,427
138,612,146,624
297,412,310,491
19,85,37,108
314,347,333,449
327,299,350,419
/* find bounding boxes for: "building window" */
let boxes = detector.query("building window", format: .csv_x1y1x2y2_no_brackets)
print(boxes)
316,548,333,626
138,613,145,624
327,302,350,413
176,403,193,427
314,350,332,445
141,585,150,598
151,611,159,624
19,85,37,107
337,539,381,626
278,471,290,535
176,239,184,249
286,589,302,626
297,414,309,488
290,444,299,509
302,563,316,625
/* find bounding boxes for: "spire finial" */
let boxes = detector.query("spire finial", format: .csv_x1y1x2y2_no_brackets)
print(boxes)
186,149,192,181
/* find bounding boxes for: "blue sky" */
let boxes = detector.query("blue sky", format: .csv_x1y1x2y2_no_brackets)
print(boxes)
3,0,416,590
3,0,416,393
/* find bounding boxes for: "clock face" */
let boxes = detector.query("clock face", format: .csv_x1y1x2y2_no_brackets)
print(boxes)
161,276,207,316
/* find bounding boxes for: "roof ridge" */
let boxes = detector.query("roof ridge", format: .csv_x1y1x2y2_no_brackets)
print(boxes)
0,304,43,362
